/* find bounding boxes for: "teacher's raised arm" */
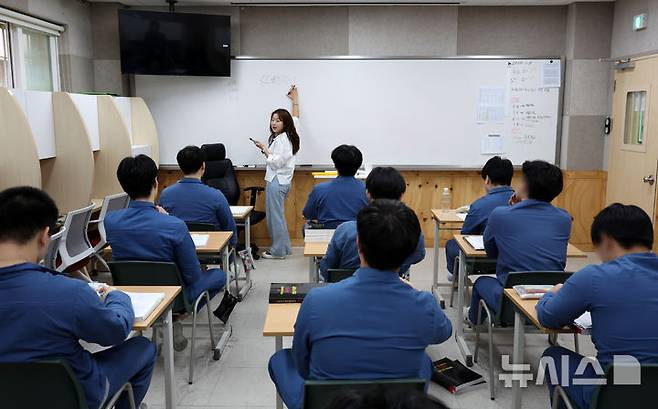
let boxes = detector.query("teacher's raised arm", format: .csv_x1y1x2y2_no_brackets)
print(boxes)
254,85,300,260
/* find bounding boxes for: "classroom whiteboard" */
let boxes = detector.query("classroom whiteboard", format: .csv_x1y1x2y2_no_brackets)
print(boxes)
135,58,562,167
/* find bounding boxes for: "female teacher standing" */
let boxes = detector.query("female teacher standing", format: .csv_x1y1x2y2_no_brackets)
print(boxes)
253,85,300,259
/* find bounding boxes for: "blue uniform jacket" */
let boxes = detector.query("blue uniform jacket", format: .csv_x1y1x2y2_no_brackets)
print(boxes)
461,186,515,234
537,253,658,368
302,176,368,229
319,221,425,278
0,263,133,409
159,178,237,247
483,199,572,284
104,201,226,302
292,267,452,380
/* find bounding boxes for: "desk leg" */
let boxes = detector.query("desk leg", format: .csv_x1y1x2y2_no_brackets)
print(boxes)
240,216,253,300
455,249,473,366
431,221,445,309
511,311,525,409
245,216,251,257
162,308,176,409
275,336,284,409
309,257,316,283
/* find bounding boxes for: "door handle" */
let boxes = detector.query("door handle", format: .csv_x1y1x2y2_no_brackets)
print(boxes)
643,175,655,185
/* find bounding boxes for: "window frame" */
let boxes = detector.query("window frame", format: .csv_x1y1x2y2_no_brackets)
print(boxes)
621,86,651,154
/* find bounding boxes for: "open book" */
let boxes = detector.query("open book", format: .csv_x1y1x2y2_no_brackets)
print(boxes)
88,283,165,321
513,284,553,299
464,235,484,251
230,206,252,216
304,229,335,243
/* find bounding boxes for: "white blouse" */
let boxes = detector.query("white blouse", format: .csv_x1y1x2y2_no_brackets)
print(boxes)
265,117,299,185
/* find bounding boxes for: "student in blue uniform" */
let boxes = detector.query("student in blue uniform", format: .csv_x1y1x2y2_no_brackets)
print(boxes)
159,145,237,247
468,160,572,324
269,199,453,409
320,167,425,280
537,204,658,409
303,145,368,229
104,154,227,350
0,186,155,409
445,156,514,280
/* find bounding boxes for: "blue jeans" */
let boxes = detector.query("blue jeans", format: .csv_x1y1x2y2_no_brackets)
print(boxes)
543,346,599,409
266,176,292,257
94,336,157,409
469,276,503,324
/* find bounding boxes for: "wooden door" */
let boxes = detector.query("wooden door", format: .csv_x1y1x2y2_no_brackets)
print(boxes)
607,56,658,219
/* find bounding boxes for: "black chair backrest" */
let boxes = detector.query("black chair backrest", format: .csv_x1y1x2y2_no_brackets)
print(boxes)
0,360,87,409
326,269,356,283
302,378,426,409
108,261,189,313
186,222,218,232
201,143,240,205
591,364,658,408
498,271,573,325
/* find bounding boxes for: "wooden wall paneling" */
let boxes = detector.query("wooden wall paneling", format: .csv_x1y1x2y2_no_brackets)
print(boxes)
131,97,160,165
157,168,607,250
0,88,42,190
40,93,95,214
92,96,132,200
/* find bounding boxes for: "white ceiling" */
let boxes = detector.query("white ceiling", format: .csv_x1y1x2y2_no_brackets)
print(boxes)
87,0,614,6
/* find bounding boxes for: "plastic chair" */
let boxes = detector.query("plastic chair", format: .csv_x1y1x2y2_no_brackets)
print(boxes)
88,193,130,271
552,364,658,409
57,204,96,280
474,271,575,400
302,378,426,409
326,268,357,283
43,226,66,270
108,260,222,384
201,143,265,256
0,360,136,409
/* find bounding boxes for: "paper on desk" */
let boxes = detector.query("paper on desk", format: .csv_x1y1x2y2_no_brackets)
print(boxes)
125,292,165,321
456,213,467,221
231,206,252,216
191,234,209,247
464,235,485,250
304,229,335,243
574,311,592,332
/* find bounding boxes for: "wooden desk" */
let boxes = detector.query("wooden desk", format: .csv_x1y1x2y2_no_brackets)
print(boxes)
229,206,255,300
115,286,181,409
193,231,233,254
304,242,329,283
263,303,300,338
503,288,578,409
431,209,466,308
452,234,586,367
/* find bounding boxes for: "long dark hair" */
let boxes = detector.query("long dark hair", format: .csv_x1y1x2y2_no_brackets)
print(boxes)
269,108,300,155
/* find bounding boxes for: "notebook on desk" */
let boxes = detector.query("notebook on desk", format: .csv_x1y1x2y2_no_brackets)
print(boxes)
191,234,209,247
88,283,165,321
464,235,484,250
230,206,252,216
304,229,335,243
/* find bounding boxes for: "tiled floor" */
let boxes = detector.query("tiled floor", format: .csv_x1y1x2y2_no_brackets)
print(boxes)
137,247,599,409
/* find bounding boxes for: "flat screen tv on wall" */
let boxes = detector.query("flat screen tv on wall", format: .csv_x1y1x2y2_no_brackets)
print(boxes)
119,10,231,77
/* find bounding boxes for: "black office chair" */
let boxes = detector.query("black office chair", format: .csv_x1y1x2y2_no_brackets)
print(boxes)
326,268,357,283
201,143,266,258
0,360,136,409
302,378,427,409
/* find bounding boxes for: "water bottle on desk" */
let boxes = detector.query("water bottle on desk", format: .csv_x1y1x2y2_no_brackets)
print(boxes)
440,187,451,210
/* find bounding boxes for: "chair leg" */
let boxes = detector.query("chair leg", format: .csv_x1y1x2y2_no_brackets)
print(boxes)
205,291,216,350
74,268,93,283
92,252,110,273
474,303,483,362
476,299,496,400
103,382,136,409
552,385,576,409
189,293,205,385
573,333,579,354
548,333,558,346
449,257,459,307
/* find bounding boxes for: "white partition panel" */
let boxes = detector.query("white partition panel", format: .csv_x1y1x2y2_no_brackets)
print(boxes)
10,89,56,159
114,97,133,143
69,93,100,151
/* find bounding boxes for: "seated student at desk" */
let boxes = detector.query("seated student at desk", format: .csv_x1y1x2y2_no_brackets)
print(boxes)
303,144,368,229
0,187,155,409
468,160,572,324
105,154,227,350
269,199,453,409
536,204,658,409
159,145,237,247
445,156,514,280
320,167,425,280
